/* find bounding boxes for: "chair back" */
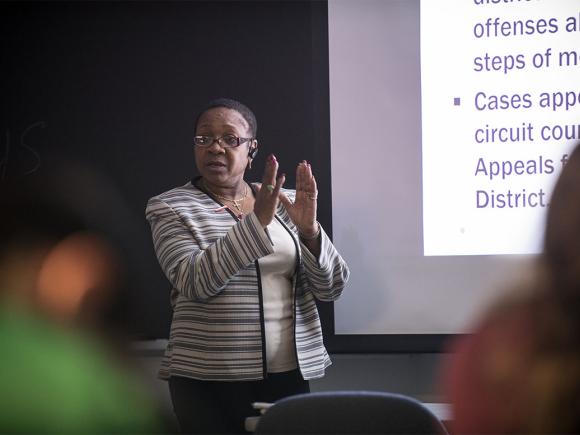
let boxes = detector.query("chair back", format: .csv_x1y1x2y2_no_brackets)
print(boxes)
254,391,448,434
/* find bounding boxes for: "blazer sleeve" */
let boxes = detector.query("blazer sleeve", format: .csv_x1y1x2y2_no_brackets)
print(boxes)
299,225,350,302
146,197,274,301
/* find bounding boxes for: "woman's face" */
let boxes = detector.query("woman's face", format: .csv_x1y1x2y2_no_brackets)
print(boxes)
194,107,253,189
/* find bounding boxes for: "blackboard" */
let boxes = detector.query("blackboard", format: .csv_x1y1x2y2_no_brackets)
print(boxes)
1,1,332,339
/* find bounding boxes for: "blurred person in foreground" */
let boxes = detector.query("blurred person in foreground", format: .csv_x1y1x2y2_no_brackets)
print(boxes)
0,167,166,433
442,142,580,434
146,98,350,433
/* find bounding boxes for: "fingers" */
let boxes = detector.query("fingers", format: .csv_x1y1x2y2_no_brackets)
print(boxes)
296,161,305,193
260,154,285,197
310,175,318,199
273,172,286,196
254,155,284,228
296,161,310,194
304,162,314,192
278,160,319,231
296,161,317,199
262,154,279,190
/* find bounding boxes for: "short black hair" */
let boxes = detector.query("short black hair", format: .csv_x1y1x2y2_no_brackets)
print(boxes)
194,98,257,138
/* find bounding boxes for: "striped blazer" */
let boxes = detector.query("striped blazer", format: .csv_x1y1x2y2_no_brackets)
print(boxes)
145,179,350,381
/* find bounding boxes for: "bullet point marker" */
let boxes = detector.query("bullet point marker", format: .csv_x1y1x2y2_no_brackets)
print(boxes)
454,97,461,106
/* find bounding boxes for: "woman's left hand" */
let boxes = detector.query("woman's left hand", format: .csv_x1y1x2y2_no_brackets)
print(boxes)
279,161,319,238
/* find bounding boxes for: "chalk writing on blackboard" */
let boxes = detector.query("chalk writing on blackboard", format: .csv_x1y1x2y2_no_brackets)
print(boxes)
0,121,45,180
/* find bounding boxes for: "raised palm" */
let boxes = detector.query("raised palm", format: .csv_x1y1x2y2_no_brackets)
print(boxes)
279,161,318,236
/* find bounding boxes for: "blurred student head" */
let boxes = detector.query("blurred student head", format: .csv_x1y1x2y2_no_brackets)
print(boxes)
443,142,580,434
0,163,166,432
0,164,134,334
544,142,580,299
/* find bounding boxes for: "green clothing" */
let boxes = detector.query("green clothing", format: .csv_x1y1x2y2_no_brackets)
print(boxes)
0,305,162,433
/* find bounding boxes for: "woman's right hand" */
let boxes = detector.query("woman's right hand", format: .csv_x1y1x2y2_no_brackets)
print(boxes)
254,154,285,228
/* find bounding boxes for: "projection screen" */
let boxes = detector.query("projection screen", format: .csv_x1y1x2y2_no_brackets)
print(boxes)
328,0,580,338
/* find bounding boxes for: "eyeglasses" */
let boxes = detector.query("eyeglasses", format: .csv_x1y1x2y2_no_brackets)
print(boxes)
193,134,253,148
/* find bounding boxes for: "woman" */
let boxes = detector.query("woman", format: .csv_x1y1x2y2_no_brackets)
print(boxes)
146,98,350,433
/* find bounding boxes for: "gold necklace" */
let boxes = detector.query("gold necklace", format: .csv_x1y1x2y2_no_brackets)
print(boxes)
203,180,248,215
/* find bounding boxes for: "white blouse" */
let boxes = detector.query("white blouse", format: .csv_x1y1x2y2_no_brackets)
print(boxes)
259,217,298,373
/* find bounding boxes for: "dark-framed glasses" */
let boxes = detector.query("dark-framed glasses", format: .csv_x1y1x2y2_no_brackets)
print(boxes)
193,134,253,148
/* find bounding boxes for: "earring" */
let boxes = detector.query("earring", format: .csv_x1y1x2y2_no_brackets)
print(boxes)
248,159,252,170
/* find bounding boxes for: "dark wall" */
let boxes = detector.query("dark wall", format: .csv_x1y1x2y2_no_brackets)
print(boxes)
0,1,332,339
